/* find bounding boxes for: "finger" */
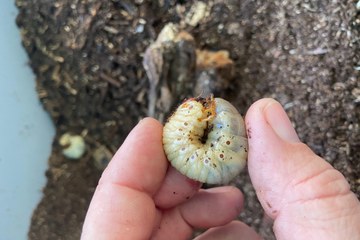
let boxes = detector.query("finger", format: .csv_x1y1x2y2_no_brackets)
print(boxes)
194,221,261,240
100,117,168,195
152,186,243,239
154,166,202,209
245,98,360,239
82,118,168,239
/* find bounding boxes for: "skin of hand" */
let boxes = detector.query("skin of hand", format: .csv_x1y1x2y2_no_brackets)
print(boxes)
81,98,360,240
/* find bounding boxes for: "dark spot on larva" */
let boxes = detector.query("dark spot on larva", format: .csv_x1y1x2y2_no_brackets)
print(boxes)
186,158,189,163
219,153,224,158
210,143,214,147
179,128,183,131
204,158,209,164
173,191,177,195
226,140,231,145
184,122,188,126
186,196,190,200
177,138,181,141
266,201,272,209
213,163,217,168
244,148,248,153
181,147,185,151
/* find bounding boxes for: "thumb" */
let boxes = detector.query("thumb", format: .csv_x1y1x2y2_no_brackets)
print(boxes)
245,98,360,240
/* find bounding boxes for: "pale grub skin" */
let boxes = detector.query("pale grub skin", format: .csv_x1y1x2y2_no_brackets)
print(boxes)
163,96,248,184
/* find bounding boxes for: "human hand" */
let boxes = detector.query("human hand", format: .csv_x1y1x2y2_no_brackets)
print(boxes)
82,98,360,239
81,117,256,239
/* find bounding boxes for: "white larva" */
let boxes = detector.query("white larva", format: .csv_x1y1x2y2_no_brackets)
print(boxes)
163,96,248,184
59,133,86,160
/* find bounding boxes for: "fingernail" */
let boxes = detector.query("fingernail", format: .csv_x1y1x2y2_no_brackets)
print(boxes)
263,100,300,143
137,117,148,125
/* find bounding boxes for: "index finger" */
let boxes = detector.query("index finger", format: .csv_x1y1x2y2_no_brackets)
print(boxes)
100,117,168,195
81,118,168,239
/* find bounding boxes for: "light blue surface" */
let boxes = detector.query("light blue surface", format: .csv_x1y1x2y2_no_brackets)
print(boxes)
0,1,55,239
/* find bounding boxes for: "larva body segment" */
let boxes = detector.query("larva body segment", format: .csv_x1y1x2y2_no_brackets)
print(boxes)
163,97,248,184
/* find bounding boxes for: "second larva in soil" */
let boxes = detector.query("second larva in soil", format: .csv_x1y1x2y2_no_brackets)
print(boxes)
163,96,248,184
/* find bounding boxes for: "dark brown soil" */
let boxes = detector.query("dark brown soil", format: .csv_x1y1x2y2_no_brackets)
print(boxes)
16,0,360,239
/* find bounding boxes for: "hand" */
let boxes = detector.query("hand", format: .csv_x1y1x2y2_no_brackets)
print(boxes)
81,98,360,239
81,117,254,239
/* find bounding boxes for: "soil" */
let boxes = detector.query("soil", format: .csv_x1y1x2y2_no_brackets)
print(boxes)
15,0,360,239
